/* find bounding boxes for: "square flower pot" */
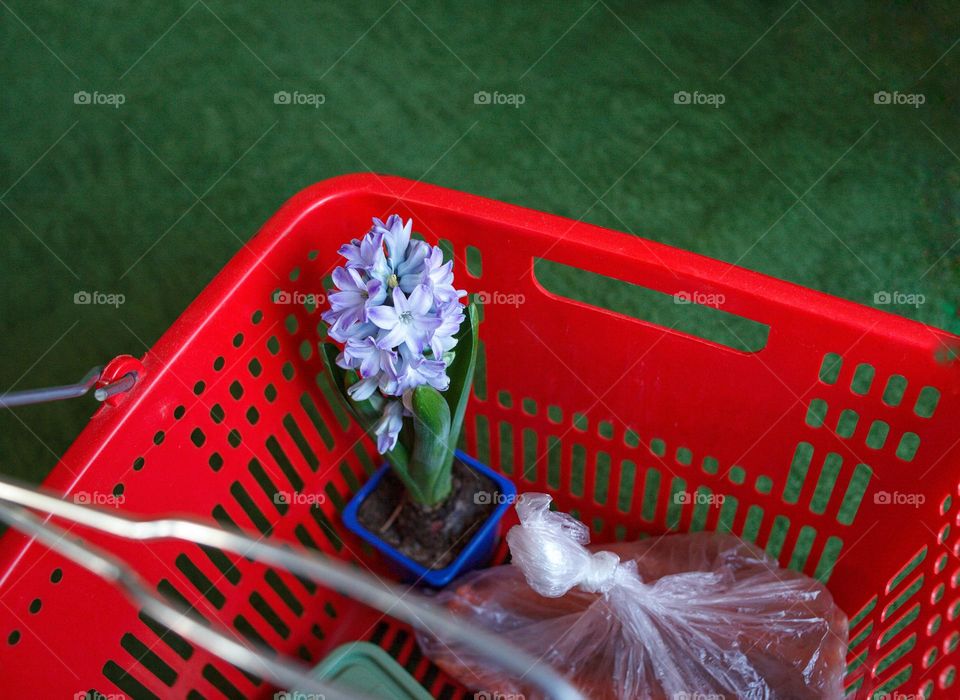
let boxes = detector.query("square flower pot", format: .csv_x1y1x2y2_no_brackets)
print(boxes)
342,450,516,587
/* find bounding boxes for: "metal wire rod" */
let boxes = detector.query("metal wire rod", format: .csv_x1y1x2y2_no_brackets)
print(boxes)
94,372,137,401
0,366,102,408
0,476,584,700
0,503,362,699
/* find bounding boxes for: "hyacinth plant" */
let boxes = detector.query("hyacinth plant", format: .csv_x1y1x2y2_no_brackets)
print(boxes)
321,215,478,509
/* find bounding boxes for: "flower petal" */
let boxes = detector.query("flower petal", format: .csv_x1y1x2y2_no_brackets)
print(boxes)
382,215,411,264
347,376,379,401
365,279,386,307
373,400,404,453
377,323,409,350
408,284,433,315
391,286,409,313
367,304,398,329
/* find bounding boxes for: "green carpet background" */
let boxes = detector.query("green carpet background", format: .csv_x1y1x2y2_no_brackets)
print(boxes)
1,1,957,483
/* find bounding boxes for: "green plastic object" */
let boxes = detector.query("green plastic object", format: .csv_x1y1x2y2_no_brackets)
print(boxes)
309,641,432,700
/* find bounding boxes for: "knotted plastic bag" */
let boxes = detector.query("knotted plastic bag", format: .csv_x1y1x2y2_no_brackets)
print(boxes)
417,493,848,700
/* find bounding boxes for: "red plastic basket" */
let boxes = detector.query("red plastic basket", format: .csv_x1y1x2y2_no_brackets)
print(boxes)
1,173,958,699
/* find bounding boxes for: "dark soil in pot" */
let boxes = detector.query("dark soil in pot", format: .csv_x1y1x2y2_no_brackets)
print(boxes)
357,459,497,569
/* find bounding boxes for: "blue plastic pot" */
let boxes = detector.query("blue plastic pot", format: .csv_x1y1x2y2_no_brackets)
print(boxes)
342,450,516,587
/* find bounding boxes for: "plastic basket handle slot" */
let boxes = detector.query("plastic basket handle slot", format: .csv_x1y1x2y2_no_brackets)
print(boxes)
532,259,770,352
0,476,584,700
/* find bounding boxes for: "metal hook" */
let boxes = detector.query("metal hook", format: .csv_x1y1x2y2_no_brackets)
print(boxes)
0,367,139,409
94,372,137,402
0,366,102,409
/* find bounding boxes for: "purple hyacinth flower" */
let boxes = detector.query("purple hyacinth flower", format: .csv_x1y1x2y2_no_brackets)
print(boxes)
327,320,378,344
417,246,467,303
377,353,404,397
346,354,402,401
373,399,404,453
322,267,386,340
371,215,431,289
324,214,472,455
367,285,442,353
396,239,430,292
429,300,465,359
338,229,384,271
373,215,412,264
339,336,396,379
347,375,379,401
394,346,450,393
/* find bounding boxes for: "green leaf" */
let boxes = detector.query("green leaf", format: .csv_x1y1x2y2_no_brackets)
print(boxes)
410,385,453,506
441,301,479,474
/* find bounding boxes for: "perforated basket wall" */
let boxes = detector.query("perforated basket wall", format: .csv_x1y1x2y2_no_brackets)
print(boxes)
0,174,958,700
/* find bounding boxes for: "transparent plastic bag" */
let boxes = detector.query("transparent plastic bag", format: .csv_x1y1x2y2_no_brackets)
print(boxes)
417,493,848,700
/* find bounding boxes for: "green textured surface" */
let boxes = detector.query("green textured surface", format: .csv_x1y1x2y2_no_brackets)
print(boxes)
0,1,958,484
